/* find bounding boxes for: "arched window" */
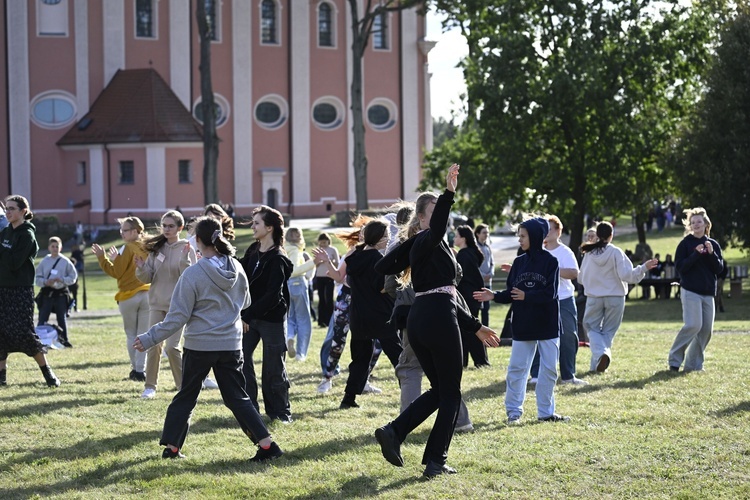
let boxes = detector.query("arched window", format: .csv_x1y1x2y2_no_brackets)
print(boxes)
261,0,277,44
318,3,333,47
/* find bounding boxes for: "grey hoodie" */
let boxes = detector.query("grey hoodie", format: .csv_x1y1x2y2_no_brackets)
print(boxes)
137,255,250,352
579,244,648,297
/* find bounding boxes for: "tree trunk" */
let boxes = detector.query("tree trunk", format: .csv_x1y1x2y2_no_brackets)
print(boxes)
196,1,219,205
569,169,587,258
349,4,368,211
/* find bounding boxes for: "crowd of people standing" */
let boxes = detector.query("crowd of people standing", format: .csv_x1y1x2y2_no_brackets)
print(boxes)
0,174,728,476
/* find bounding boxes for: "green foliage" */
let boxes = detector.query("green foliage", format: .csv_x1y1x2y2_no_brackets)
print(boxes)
426,0,719,251
665,5,750,250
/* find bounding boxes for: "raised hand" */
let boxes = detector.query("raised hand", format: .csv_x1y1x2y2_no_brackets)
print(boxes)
446,163,460,193
107,246,119,261
91,243,104,258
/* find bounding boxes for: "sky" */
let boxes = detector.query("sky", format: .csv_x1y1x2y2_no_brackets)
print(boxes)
425,10,469,122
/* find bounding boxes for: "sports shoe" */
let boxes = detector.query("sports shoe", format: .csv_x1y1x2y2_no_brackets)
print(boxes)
669,366,679,372
162,447,185,459
202,378,219,389
362,381,382,394
60,340,73,348
250,442,283,462
596,353,611,372
538,414,571,422
141,388,156,399
528,377,538,386
41,365,60,387
339,399,360,409
286,339,296,358
423,461,457,478
129,370,146,382
294,354,306,362
560,377,589,386
454,423,474,433
374,424,404,467
317,378,332,394
507,415,521,426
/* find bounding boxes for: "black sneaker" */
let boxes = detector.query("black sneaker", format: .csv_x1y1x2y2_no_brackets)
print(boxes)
374,424,403,467
669,366,679,372
339,399,360,409
60,340,73,348
423,461,457,478
162,447,185,459
129,370,146,382
538,414,571,423
40,366,60,387
250,442,283,462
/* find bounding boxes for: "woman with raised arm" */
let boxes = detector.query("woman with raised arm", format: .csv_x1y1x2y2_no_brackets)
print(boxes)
373,164,500,479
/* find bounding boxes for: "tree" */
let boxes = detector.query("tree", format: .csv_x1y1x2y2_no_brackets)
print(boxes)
347,0,424,211
196,0,219,205
666,5,750,249
427,0,717,252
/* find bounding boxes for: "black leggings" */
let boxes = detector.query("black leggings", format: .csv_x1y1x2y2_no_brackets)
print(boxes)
390,293,463,466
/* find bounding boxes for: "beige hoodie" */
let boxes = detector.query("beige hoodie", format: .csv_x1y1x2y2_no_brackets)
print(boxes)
135,238,197,311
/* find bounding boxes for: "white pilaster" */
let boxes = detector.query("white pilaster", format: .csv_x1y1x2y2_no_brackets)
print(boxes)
74,0,90,117
7,2,31,196
89,147,105,212
345,1,357,205
400,8,420,199
232,0,253,207
103,0,125,85
291,0,311,206
169,0,190,108
146,146,166,209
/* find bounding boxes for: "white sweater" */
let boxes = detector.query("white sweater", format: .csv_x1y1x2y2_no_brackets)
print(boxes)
579,244,648,297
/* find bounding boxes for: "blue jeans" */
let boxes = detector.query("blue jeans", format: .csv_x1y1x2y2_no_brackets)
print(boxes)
286,277,312,358
531,297,579,380
505,338,559,419
583,295,625,371
668,289,714,371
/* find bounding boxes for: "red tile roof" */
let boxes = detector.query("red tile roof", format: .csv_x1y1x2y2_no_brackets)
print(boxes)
57,68,203,146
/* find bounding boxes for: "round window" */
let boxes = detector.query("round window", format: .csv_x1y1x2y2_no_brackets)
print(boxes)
311,96,345,131
30,92,76,129
366,99,397,131
193,94,230,128
254,95,288,130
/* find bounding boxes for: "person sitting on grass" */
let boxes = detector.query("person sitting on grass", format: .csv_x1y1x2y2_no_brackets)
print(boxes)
474,216,570,425
134,216,283,462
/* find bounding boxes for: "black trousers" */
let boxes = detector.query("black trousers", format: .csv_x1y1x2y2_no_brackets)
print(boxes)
160,348,270,449
242,319,291,420
391,293,463,466
315,277,335,327
344,335,401,396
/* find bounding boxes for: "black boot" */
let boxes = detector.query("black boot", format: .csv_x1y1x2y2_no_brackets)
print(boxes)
0,368,6,386
40,365,60,387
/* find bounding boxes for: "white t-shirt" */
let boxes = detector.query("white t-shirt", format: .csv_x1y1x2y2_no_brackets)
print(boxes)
548,243,578,300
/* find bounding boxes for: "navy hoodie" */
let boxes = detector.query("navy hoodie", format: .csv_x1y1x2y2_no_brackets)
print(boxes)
674,234,723,296
493,218,560,341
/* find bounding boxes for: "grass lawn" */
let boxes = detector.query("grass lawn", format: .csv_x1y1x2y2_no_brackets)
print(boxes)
6,224,746,498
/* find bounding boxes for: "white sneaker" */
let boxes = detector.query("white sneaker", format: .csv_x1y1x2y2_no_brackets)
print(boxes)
528,377,538,385
141,388,156,399
317,378,332,394
362,381,382,394
560,377,589,386
507,415,521,426
202,377,219,389
286,339,296,358
295,354,306,362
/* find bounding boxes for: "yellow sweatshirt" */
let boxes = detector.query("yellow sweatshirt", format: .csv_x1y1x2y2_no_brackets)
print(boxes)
97,241,150,302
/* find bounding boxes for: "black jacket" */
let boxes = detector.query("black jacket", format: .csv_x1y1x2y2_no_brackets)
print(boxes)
0,221,39,287
456,247,484,312
675,234,723,296
239,244,293,323
346,247,397,340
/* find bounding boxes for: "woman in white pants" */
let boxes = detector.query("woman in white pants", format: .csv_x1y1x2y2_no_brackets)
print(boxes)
579,222,657,373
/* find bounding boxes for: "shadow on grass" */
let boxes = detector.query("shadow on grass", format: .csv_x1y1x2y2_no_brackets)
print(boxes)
714,400,750,418
0,396,132,419
291,474,421,499
568,369,685,394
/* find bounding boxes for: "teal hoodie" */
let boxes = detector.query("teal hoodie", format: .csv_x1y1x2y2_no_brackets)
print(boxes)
0,221,39,287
